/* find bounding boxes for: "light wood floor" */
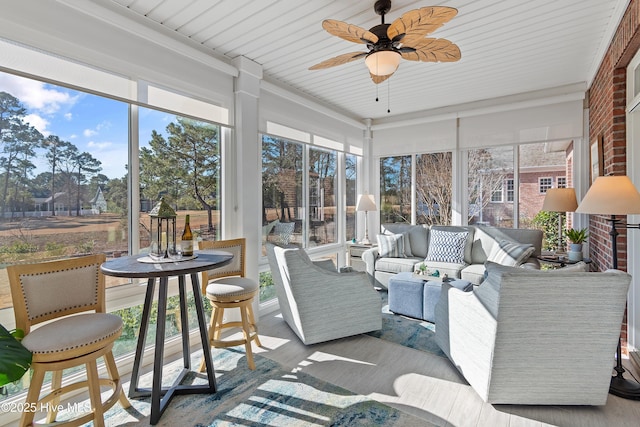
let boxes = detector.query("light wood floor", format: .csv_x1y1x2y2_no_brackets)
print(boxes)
254,309,640,427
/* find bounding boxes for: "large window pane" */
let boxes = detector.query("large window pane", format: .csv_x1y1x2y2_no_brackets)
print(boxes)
138,107,221,250
346,154,357,241
262,135,303,250
467,147,514,226
308,147,336,247
416,152,452,225
519,142,570,250
0,73,129,311
380,155,411,224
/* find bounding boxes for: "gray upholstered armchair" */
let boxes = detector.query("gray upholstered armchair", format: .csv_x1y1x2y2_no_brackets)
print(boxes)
265,243,381,345
435,261,632,405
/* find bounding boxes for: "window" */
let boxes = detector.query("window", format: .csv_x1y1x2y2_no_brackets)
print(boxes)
491,182,504,202
308,147,337,247
380,156,412,224
261,132,357,303
139,107,221,249
416,152,452,225
557,176,567,188
506,179,515,202
539,177,553,193
467,147,514,226
0,72,130,297
0,62,228,403
262,135,303,251
345,154,357,241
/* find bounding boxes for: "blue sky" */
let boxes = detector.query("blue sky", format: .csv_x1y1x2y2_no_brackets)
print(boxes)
0,72,172,179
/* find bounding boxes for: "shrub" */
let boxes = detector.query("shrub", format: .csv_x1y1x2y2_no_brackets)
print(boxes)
532,210,560,251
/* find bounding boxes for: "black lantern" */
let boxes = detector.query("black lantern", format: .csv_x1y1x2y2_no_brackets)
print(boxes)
149,197,176,260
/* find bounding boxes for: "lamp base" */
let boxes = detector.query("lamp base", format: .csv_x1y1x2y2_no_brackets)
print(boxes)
610,375,640,400
359,238,371,245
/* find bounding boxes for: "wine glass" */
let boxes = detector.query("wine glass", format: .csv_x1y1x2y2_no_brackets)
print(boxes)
168,243,183,261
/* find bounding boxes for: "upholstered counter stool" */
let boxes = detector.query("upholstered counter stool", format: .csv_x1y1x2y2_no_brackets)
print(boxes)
7,254,130,427
198,238,262,371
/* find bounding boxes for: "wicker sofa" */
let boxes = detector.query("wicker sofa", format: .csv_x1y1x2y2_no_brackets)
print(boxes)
362,224,543,288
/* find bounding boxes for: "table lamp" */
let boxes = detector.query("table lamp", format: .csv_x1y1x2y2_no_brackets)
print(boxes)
541,188,578,252
356,193,377,245
575,175,640,400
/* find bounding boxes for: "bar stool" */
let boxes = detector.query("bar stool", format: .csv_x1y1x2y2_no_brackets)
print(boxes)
7,254,130,427
198,238,262,370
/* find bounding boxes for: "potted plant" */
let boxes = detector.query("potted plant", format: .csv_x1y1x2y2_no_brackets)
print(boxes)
565,228,588,261
0,324,32,392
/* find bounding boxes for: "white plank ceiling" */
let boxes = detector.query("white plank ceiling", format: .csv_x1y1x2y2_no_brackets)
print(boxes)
86,0,627,121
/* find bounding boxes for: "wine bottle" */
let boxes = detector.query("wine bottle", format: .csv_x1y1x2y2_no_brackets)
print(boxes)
181,214,194,256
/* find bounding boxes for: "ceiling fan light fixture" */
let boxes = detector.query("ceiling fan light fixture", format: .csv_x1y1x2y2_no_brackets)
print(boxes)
365,50,401,76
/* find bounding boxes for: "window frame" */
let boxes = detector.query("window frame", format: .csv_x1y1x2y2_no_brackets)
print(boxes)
539,177,553,193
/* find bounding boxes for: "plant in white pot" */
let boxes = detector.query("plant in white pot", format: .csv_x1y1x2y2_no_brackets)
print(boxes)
565,228,588,261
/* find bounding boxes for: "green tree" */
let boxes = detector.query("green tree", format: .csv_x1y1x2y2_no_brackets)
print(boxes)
140,118,220,229
72,151,102,216
0,92,42,216
43,135,74,216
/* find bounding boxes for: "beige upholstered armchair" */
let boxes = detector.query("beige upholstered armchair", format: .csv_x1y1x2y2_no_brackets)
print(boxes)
265,243,381,345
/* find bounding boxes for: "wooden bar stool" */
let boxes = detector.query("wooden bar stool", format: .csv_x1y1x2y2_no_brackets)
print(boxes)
198,238,262,370
7,254,130,427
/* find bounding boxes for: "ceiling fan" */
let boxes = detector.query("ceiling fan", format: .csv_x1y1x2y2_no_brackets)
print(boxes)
309,0,461,84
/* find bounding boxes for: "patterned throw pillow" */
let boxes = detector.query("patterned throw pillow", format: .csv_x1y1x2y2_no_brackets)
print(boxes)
426,230,468,264
273,222,295,246
487,239,535,267
377,233,405,258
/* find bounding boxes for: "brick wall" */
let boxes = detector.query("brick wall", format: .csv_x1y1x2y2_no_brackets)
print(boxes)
588,0,640,353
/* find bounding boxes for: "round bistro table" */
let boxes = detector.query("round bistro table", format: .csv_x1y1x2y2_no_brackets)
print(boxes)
101,250,233,425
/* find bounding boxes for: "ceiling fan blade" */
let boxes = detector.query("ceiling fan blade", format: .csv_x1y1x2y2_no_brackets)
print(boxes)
371,72,393,85
401,38,461,62
387,7,458,45
322,19,378,44
309,52,367,70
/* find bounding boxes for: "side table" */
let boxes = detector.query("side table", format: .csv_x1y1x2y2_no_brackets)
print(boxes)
346,242,375,272
537,255,592,268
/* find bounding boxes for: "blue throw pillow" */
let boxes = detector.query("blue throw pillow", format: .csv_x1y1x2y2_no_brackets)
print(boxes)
426,229,468,264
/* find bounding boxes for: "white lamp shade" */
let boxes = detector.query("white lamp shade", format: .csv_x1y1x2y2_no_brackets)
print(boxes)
365,50,401,76
541,188,578,212
356,194,377,212
575,176,640,215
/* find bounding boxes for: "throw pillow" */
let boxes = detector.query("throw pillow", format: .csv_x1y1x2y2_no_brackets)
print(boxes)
273,222,295,246
377,233,405,258
425,229,468,264
402,231,414,257
487,239,535,267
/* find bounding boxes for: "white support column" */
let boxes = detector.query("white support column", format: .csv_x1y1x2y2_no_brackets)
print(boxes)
231,56,262,285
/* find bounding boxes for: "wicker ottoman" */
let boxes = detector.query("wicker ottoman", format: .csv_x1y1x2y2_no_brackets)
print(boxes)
388,272,473,322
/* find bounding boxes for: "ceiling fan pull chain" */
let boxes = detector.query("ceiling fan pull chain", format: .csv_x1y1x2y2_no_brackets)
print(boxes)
387,79,391,113
376,53,380,102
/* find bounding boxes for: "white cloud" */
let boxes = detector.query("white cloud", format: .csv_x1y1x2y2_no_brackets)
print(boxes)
88,140,113,150
23,114,50,137
64,113,72,120
83,129,97,137
0,73,78,114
